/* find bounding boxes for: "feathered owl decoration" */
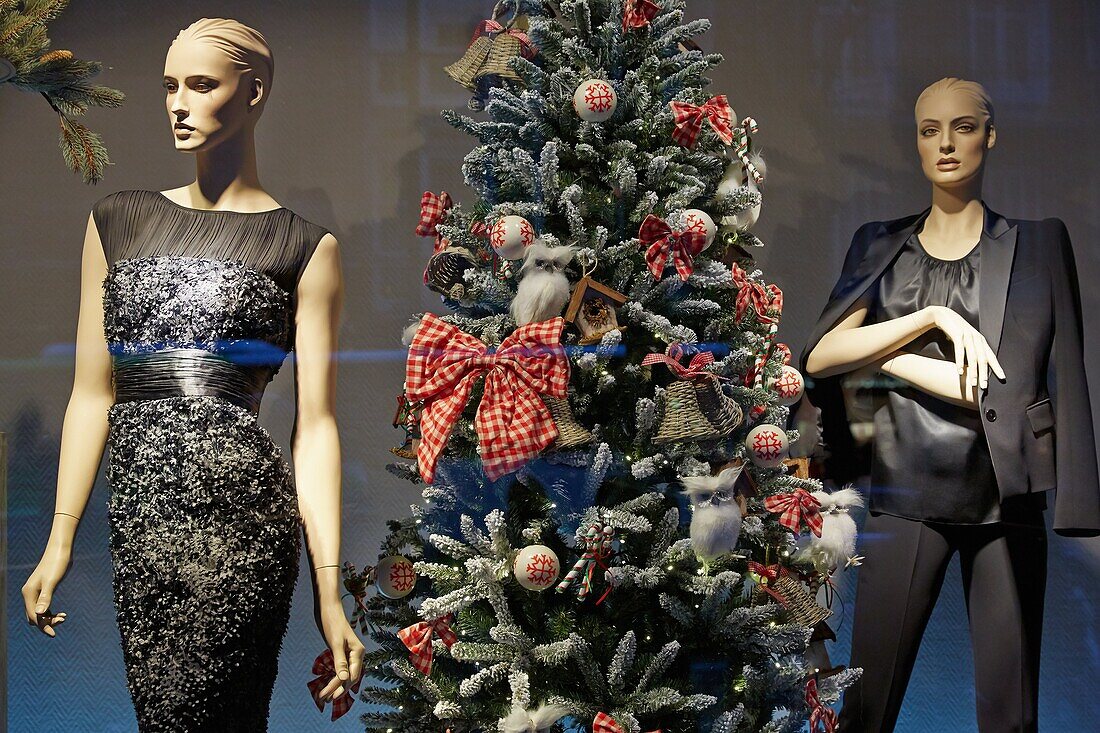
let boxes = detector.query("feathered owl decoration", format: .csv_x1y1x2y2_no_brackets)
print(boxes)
510,241,576,326
792,486,863,572
680,465,745,564
501,703,569,733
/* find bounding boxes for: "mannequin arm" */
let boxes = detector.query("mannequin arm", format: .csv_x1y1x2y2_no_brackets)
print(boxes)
22,213,114,632
51,214,115,544
804,297,935,379
292,233,345,608
878,352,980,409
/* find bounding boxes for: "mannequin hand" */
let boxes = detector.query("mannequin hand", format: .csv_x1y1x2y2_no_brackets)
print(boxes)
924,306,1006,389
21,544,72,637
313,601,366,704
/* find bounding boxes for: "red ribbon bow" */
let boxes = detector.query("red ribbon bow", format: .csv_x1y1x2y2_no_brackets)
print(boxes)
669,94,735,148
731,263,783,323
469,19,538,59
748,560,791,604
764,489,823,537
805,678,839,733
397,613,458,676
404,313,570,483
641,346,720,381
638,213,707,280
593,712,662,733
415,190,453,253
307,648,362,721
622,0,660,31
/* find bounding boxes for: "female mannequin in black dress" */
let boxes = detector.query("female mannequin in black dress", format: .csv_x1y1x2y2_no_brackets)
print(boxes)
801,78,1098,732
20,18,364,730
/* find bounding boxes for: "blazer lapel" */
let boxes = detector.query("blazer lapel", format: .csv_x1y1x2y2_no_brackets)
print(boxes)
978,205,1017,356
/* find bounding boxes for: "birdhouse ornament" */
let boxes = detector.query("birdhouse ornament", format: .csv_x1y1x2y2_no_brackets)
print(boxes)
564,257,629,345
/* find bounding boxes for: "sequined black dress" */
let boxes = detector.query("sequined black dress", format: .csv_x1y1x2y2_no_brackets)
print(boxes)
92,190,329,732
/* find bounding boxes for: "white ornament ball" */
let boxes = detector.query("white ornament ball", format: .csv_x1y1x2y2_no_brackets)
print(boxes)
745,424,789,468
376,555,417,599
513,544,560,592
771,365,805,406
573,79,617,122
490,215,536,259
683,209,717,250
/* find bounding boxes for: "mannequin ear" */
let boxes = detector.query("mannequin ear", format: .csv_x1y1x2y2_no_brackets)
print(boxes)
248,77,265,111
986,124,996,150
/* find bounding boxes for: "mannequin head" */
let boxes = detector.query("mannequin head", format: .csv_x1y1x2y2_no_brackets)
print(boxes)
914,77,995,190
164,18,274,152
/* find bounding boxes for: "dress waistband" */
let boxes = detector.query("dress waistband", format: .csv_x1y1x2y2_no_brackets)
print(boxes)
112,348,273,415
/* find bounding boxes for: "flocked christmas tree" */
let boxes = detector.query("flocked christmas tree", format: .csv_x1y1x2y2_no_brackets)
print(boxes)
333,2,867,732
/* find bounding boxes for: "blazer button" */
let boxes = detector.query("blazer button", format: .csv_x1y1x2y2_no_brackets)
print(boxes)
985,408,997,422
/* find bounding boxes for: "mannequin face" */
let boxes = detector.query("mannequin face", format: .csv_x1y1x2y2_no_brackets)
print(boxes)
163,38,263,151
915,88,995,188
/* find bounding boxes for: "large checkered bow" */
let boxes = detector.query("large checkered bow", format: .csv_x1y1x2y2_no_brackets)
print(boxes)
405,313,569,483
669,94,735,148
805,678,838,733
593,712,661,733
622,0,660,31
307,648,362,721
764,489,823,537
397,613,457,676
638,213,707,281
731,263,783,323
415,190,453,252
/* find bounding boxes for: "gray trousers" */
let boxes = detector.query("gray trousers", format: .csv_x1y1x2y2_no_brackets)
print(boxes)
839,505,1047,733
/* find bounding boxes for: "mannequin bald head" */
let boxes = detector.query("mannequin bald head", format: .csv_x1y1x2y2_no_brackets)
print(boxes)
164,18,274,152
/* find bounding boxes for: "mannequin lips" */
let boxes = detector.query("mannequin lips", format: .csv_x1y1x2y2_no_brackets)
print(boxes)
936,157,960,170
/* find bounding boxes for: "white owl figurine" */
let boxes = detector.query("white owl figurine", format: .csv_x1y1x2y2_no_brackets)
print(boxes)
680,465,745,563
510,241,576,326
792,486,864,572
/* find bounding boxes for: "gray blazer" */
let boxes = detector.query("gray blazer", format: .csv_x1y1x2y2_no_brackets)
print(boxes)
799,204,1099,537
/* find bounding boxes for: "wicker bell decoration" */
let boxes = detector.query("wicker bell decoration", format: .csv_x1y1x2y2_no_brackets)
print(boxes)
475,29,525,87
771,574,832,627
653,380,724,444
693,377,743,435
444,35,493,91
425,247,477,300
542,394,593,449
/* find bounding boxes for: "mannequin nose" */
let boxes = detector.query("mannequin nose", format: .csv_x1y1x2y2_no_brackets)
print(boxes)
939,136,954,154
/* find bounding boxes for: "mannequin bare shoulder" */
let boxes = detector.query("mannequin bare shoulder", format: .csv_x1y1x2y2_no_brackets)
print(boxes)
21,211,114,636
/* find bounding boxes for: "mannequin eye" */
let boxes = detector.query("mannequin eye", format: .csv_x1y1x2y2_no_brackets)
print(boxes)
920,127,938,137
956,123,975,132
163,81,178,93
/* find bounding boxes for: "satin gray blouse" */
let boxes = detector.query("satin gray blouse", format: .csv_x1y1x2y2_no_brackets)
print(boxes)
868,230,1002,524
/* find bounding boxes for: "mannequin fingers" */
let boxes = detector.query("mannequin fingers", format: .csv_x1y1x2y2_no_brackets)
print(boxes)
349,645,365,685
976,338,989,390
964,333,980,387
317,675,342,700
949,329,965,374
988,348,1007,381
34,589,53,615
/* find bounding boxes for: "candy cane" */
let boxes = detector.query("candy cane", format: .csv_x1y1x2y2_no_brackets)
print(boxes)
733,117,765,186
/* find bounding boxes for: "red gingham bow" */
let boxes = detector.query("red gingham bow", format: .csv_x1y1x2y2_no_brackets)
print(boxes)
622,0,660,31
731,263,783,323
397,613,458,676
638,213,707,281
669,94,735,148
805,678,838,733
405,313,570,483
593,712,662,733
641,346,719,380
307,648,362,721
415,190,453,253
747,560,790,603
469,19,537,59
764,489,823,537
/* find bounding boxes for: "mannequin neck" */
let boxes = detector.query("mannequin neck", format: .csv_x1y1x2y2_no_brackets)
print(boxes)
923,176,985,242
188,127,271,209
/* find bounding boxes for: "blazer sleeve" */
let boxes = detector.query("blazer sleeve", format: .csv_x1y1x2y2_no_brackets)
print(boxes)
1046,218,1100,536
798,221,880,485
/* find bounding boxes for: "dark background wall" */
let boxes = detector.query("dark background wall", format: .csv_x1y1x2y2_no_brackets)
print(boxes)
2,1,1098,731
